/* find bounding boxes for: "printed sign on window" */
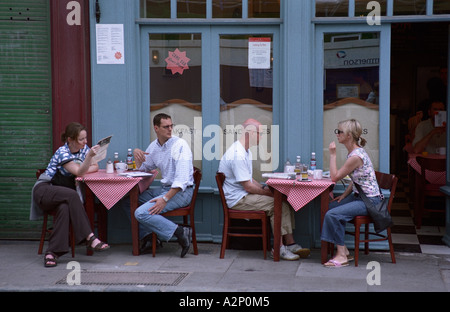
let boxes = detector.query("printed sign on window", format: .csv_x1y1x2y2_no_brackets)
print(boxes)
248,38,271,69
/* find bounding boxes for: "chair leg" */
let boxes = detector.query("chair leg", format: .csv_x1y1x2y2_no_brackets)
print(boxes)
220,220,229,259
38,214,48,255
261,218,267,260
354,222,360,267
191,224,198,255
387,228,396,264
152,233,157,257
364,224,369,255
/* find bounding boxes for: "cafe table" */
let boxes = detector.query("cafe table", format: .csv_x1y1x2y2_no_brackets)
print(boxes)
407,153,446,184
266,177,335,263
407,153,446,226
76,169,155,256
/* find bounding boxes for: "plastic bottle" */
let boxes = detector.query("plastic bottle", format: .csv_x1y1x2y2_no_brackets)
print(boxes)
126,148,133,170
113,152,119,168
283,158,291,173
310,152,316,171
294,156,301,176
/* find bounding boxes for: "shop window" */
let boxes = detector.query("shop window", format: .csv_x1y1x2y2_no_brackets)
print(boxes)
434,0,450,14
141,0,281,19
212,0,242,18
322,32,380,171
220,34,274,178
248,0,280,18
393,0,426,15
148,33,203,170
140,0,171,18
178,0,207,18
355,0,387,17
316,0,349,17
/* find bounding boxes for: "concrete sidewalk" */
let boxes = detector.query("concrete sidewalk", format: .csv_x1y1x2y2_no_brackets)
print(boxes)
1,240,449,292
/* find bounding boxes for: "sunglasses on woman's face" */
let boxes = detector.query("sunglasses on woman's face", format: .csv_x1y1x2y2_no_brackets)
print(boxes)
334,129,344,135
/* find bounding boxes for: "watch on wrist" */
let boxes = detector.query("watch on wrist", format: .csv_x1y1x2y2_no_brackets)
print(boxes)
162,196,169,203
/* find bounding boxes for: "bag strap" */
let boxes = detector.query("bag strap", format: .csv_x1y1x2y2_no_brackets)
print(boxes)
349,174,375,209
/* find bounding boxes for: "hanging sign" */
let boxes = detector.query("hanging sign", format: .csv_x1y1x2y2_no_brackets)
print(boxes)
165,48,191,75
248,37,271,69
96,24,125,64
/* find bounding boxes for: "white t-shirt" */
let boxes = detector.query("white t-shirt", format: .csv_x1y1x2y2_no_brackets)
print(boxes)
218,141,252,208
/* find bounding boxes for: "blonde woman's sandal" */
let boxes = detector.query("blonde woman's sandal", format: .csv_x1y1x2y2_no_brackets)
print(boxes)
324,259,349,268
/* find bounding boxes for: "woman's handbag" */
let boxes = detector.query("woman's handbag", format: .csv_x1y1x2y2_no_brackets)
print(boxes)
353,181,393,233
51,170,76,190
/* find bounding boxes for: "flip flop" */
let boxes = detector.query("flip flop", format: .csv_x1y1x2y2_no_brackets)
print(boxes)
347,255,354,262
324,259,349,268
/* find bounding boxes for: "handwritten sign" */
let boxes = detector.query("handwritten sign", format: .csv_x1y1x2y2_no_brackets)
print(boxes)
165,48,190,75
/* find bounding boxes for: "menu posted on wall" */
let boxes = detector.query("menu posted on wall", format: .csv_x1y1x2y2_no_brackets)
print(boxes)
248,37,271,69
96,24,125,64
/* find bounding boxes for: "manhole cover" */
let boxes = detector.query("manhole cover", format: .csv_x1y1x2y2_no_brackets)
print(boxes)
56,271,189,286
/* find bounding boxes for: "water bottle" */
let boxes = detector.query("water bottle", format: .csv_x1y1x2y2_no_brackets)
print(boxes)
126,148,133,170
284,158,291,173
310,152,316,171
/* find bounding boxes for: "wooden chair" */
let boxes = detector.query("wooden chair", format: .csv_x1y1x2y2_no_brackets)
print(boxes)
345,171,398,266
414,157,446,229
36,169,75,257
215,172,270,259
151,167,202,257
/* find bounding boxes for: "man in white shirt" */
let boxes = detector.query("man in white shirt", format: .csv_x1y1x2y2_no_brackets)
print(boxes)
412,101,446,154
218,118,309,260
133,113,194,258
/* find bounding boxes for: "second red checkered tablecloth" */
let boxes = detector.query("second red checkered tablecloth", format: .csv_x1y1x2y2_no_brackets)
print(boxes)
266,178,335,211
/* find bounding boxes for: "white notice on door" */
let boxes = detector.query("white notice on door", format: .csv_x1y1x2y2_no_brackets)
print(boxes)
248,38,271,69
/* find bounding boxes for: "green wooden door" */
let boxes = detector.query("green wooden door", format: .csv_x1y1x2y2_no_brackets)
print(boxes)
0,0,52,239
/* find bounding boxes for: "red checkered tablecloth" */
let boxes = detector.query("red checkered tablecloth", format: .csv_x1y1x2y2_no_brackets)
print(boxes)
407,154,446,185
76,170,154,209
266,178,335,211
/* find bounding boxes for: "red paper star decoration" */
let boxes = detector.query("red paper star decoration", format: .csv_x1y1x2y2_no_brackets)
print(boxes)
165,48,190,75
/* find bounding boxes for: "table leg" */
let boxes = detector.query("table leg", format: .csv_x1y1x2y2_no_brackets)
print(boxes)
272,190,284,262
129,185,140,256
320,188,332,264
85,186,95,256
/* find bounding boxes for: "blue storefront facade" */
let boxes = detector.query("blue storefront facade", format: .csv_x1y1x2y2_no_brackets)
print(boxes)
85,0,450,249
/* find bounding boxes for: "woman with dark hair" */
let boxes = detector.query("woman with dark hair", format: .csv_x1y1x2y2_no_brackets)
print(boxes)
321,119,381,268
30,122,109,267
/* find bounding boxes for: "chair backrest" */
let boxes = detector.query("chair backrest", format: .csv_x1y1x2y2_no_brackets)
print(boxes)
215,172,230,219
189,167,202,210
36,169,46,179
375,171,398,213
416,157,446,179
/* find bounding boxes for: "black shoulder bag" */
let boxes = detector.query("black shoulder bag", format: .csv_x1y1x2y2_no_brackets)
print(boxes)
50,159,77,190
352,179,393,233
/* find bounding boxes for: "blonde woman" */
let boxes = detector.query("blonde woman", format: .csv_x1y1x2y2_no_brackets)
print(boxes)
321,119,381,268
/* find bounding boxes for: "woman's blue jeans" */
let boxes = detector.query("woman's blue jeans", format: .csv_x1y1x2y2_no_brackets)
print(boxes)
321,193,381,246
131,186,193,241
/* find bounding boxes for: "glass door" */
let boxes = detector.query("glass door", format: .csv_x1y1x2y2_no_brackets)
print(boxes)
141,25,279,178
315,24,391,173
218,33,276,179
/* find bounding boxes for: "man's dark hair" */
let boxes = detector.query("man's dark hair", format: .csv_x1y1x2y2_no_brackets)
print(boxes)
153,113,172,127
